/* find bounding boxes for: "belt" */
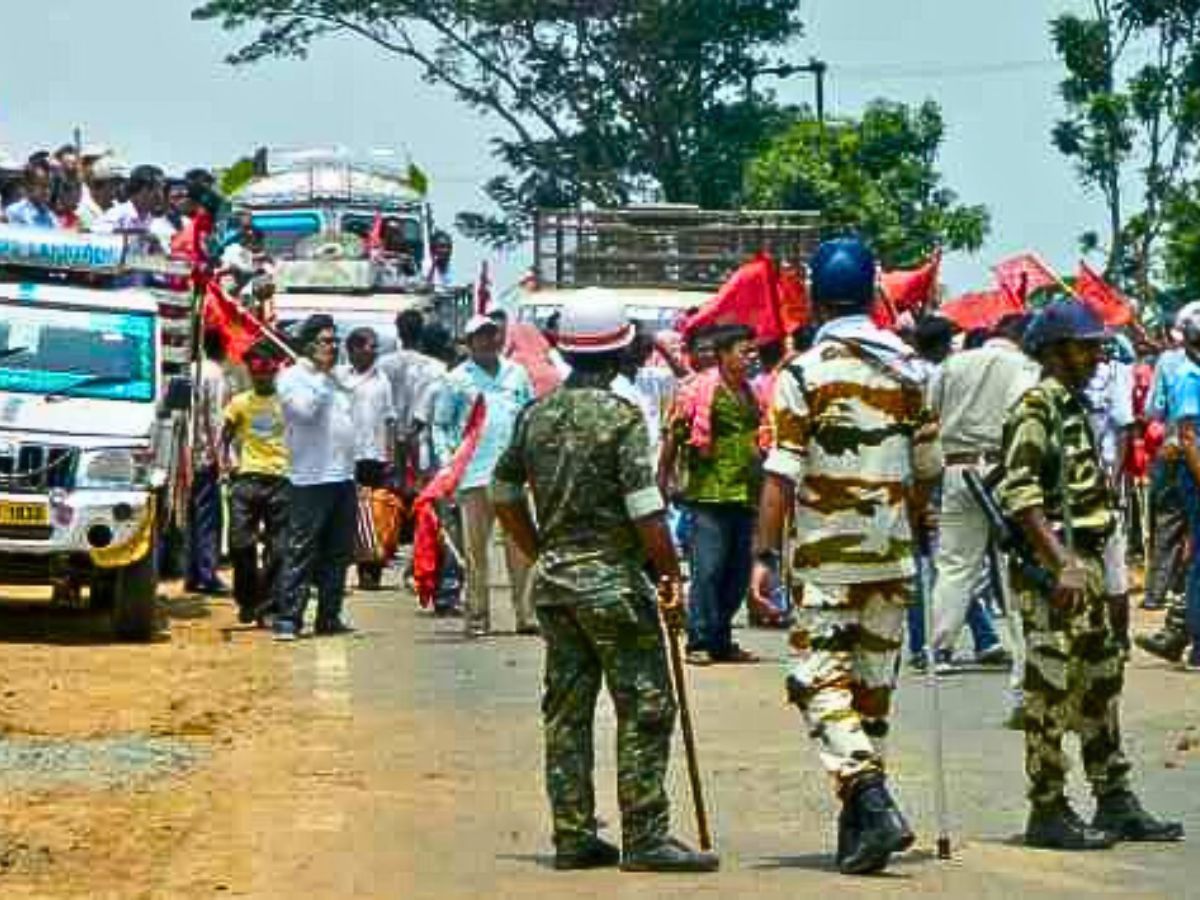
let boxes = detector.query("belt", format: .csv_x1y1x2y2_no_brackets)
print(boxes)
944,450,1001,467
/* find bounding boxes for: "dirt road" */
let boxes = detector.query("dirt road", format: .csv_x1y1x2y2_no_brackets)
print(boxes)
0,576,1196,898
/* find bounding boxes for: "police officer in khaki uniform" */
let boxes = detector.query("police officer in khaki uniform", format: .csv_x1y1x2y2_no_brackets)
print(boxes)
998,300,1183,850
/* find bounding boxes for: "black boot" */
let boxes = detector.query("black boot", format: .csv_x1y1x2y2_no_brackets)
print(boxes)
838,774,914,875
1092,790,1185,842
1025,799,1117,850
554,834,621,870
620,836,720,873
1134,630,1188,664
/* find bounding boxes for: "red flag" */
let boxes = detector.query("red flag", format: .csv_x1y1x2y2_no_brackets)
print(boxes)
992,253,1058,298
870,291,899,331
1075,261,1133,326
475,261,492,314
412,397,487,606
364,213,384,255
777,266,810,334
682,255,783,345
881,250,941,312
507,322,563,398
939,289,1025,332
202,282,266,363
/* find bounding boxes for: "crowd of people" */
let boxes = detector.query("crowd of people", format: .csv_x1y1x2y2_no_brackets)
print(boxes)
11,145,1189,873
0,145,212,249
176,233,1197,875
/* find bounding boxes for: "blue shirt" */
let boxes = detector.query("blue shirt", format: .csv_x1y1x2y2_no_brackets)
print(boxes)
1153,348,1200,424
433,357,533,490
4,199,59,229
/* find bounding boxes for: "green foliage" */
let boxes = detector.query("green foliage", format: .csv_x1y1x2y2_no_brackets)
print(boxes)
744,100,989,268
192,0,806,246
406,162,429,197
218,157,257,197
1051,0,1200,298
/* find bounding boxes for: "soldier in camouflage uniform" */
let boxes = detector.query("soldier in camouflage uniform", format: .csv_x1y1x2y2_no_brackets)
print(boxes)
997,300,1183,850
492,295,719,874
753,238,939,876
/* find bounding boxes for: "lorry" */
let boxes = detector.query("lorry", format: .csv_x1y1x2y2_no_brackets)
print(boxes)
516,205,821,334
0,225,193,640
230,149,473,338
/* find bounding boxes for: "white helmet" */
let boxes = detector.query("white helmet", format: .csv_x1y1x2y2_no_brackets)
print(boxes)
557,289,635,354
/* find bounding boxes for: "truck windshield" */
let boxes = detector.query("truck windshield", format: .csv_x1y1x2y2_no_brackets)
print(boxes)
0,300,156,402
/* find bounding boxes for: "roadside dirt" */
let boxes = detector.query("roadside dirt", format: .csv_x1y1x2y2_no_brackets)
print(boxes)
0,587,294,898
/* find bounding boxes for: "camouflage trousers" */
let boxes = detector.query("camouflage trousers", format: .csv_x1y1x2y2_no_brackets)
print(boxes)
785,579,910,797
536,586,676,854
1018,555,1131,807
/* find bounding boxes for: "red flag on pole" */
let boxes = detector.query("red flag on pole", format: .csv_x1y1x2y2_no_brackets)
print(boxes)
201,281,293,364
939,289,1025,332
992,253,1058,298
1075,261,1133,326
412,397,487,607
475,261,492,314
681,255,783,346
881,250,941,313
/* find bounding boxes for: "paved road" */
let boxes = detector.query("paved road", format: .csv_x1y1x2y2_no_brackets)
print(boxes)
229,579,1200,899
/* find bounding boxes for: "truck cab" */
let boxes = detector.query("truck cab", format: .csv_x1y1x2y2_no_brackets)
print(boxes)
0,226,192,639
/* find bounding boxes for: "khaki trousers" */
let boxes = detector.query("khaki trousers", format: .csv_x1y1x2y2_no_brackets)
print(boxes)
459,486,533,633
932,465,1025,697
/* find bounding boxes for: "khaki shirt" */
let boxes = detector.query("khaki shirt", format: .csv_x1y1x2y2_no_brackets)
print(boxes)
927,338,1041,456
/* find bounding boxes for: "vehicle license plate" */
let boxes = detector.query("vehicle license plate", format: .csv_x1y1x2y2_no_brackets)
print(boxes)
0,501,49,528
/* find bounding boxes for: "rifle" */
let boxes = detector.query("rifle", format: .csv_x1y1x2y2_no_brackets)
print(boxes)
657,577,714,852
962,468,1056,594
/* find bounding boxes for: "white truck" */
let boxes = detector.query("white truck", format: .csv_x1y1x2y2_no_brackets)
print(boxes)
0,226,193,640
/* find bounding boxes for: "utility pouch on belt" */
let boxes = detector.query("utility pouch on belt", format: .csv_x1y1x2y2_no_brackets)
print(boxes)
963,466,1056,594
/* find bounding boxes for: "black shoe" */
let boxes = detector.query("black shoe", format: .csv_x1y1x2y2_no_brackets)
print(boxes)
554,835,621,870
838,774,914,875
236,605,256,625
620,837,719,873
1134,631,1188,664
1025,800,1117,850
1093,790,1185,842
315,619,357,637
187,580,230,597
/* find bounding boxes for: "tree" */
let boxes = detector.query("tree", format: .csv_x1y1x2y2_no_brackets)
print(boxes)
191,0,806,245
743,100,989,268
1051,0,1200,299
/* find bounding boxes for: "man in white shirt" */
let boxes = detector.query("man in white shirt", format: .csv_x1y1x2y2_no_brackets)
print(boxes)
275,315,358,641
378,309,429,473
94,165,165,248
1084,350,1136,652
339,327,397,590
76,155,124,231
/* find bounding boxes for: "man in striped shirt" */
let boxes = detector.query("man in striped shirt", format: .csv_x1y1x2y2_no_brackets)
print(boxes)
754,238,941,876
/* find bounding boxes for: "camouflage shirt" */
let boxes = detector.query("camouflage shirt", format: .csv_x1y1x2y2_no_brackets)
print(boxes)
763,317,941,588
997,375,1115,542
491,371,666,607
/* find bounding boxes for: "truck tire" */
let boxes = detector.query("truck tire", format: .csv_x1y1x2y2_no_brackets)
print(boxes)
110,552,161,642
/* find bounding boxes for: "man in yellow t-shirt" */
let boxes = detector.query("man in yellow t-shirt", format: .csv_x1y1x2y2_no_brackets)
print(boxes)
222,342,291,626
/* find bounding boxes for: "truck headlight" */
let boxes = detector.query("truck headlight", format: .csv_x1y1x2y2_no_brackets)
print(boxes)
75,448,154,490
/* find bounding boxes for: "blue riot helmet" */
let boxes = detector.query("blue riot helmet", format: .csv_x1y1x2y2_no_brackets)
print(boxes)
1023,300,1108,358
809,237,877,313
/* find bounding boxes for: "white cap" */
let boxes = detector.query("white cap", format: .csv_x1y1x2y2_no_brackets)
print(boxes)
464,314,500,337
90,156,128,180
557,289,635,354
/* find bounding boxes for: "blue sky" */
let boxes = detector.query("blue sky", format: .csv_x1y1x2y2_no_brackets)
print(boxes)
1,0,1096,294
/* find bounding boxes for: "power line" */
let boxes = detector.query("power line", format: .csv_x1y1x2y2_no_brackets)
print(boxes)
834,58,1059,80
